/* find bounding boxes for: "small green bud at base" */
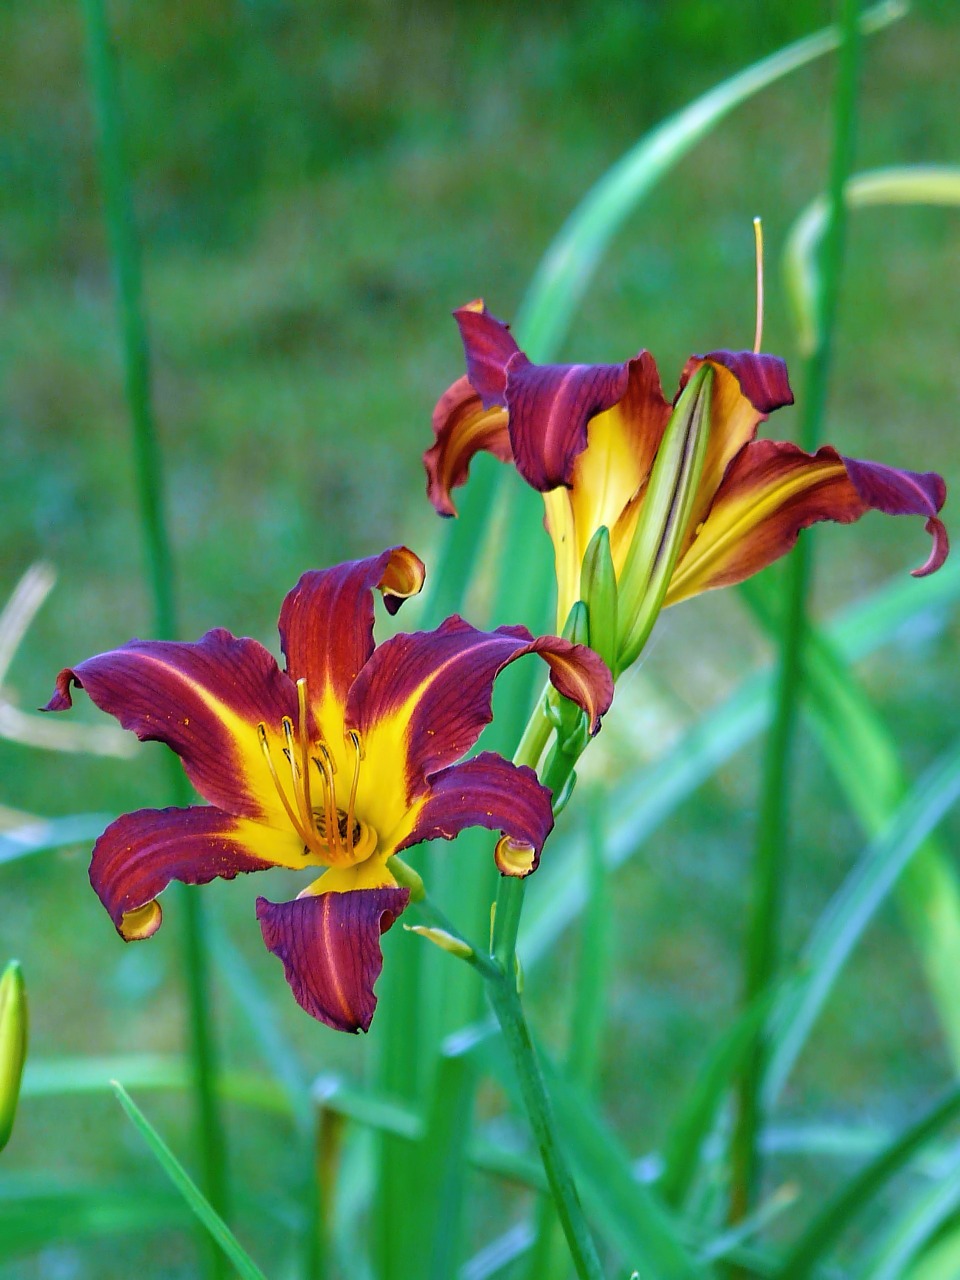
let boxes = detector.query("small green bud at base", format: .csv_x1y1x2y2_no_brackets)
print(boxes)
404,925,474,959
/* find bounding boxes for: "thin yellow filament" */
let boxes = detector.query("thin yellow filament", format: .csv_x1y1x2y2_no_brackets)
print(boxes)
753,215,765,354
296,679,314,832
257,723,323,856
345,731,363,857
314,743,343,856
281,716,313,835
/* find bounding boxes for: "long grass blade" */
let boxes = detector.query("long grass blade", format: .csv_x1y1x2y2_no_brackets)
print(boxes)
658,990,780,1212
80,0,228,1252
852,1148,960,1280
775,1088,960,1280
766,737,960,1103
111,1083,268,1280
784,166,960,355
743,578,960,1067
733,0,864,1218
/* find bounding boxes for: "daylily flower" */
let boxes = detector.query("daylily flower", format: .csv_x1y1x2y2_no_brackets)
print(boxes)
425,302,949,667
44,549,612,1033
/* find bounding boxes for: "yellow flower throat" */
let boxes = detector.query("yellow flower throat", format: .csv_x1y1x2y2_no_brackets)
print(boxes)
257,678,378,867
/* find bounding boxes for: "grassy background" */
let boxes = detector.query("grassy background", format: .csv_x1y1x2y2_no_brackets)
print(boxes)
2,0,959,1275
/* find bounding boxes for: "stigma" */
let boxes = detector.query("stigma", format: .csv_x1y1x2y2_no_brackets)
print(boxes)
257,679,378,867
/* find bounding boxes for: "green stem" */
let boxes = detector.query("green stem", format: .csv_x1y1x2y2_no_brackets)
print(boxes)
80,0,229,1264
731,0,862,1225
483,696,602,1277
486,977,605,1280
491,700,577,971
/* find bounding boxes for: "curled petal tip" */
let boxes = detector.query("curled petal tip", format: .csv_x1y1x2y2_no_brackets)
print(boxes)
495,836,538,878
118,900,163,941
379,546,427,615
912,516,950,578
42,670,77,713
842,455,949,577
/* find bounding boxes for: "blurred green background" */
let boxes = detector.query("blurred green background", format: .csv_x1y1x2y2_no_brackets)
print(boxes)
1,0,959,1275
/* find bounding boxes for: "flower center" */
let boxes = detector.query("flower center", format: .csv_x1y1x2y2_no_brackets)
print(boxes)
256,678,378,867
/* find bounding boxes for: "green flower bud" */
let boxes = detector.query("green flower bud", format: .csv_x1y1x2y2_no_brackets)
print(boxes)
617,365,713,669
0,960,27,1152
404,925,473,959
579,524,619,678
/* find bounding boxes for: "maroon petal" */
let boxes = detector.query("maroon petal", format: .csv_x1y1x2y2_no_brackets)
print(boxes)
841,456,949,576
347,615,614,796
256,888,409,1032
278,548,426,720
453,299,638,493
90,806,282,941
394,752,554,877
424,376,513,518
505,357,633,492
680,350,795,415
453,300,523,408
44,630,297,818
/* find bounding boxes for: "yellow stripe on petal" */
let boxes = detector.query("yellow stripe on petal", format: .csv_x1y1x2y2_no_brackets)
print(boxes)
666,444,855,605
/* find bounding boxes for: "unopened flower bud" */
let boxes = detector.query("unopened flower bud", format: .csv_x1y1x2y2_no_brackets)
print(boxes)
579,524,619,677
0,960,27,1152
404,925,474,959
617,365,713,669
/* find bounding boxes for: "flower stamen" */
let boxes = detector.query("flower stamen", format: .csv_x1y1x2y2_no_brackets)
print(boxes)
257,722,325,857
314,743,343,856
296,679,314,833
345,730,363,857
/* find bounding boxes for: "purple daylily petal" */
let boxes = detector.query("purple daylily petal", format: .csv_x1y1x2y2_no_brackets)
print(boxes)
90,805,287,941
841,456,949,576
394,751,555,876
453,300,522,408
256,887,409,1033
347,615,613,798
278,548,425,729
681,350,795,415
45,631,297,819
